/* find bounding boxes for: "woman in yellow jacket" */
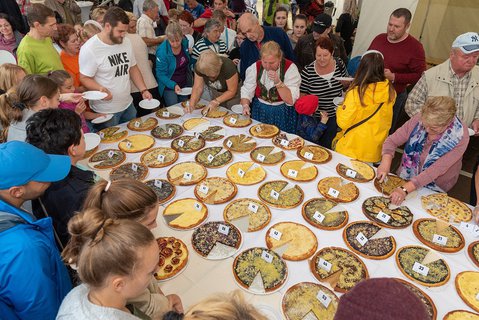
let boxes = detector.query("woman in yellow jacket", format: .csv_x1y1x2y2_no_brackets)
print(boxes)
334,50,396,163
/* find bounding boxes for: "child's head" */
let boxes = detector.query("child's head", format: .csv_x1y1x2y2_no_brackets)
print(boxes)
295,94,319,116
47,70,74,94
0,63,26,94
79,21,102,44
82,179,159,230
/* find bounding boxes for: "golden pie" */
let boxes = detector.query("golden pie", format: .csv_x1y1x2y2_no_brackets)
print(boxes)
110,162,148,181
421,193,472,222
151,123,184,139
118,134,155,153
140,147,178,168
395,278,437,320
456,271,479,313
99,126,128,143
223,198,271,232
167,161,207,186
182,117,210,131
144,179,176,204
226,161,266,185
469,241,479,269
250,146,285,165
343,221,396,260
413,218,465,253
374,174,407,196
280,160,318,182
193,177,237,204
126,117,158,131
302,198,348,230
155,107,182,119
199,126,225,141
336,160,375,183
154,237,188,281
191,221,242,259
258,180,304,209
249,124,280,138
265,222,317,261
202,107,228,118
282,282,339,320
223,134,257,152
223,114,252,127
195,147,233,168
297,145,332,164
162,198,208,229
89,149,126,169
444,310,479,320
317,177,359,203
362,196,413,228
272,133,304,150
171,135,205,153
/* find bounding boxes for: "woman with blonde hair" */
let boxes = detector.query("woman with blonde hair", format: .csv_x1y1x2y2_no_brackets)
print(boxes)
0,63,26,94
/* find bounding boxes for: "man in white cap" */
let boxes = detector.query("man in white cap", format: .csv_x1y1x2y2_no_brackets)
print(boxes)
405,32,479,134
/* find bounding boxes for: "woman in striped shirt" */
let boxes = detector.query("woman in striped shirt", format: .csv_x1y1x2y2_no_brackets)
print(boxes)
190,19,228,65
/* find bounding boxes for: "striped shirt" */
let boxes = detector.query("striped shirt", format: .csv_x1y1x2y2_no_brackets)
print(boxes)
300,58,348,117
191,37,228,63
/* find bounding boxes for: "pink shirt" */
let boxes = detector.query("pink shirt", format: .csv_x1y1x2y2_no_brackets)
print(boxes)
382,114,469,191
58,101,90,133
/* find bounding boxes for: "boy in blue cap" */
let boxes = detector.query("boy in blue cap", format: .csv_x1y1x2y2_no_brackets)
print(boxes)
0,141,72,320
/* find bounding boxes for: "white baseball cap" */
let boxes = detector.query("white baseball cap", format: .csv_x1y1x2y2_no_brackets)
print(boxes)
452,32,479,54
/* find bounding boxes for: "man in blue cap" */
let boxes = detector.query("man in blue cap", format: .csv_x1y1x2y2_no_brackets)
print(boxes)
0,141,72,319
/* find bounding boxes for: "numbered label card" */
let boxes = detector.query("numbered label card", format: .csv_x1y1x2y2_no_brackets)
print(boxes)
194,132,201,139
198,184,209,194
218,224,230,235
327,188,340,198
126,141,132,149
99,132,105,139
256,153,266,162
108,150,115,158
168,128,174,136
318,258,332,272
412,262,429,276
269,228,282,240
304,151,314,160
280,139,289,147
313,211,325,223
131,163,138,172
194,202,202,211
345,169,357,179
134,121,141,128
154,179,163,188
248,202,259,213
177,139,185,147
226,140,233,148
288,169,298,178
183,172,193,181
162,111,170,117
460,222,476,234
261,250,273,263
432,234,448,246
255,125,262,132
157,154,165,163
237,169,245,178
377,211,391,224
356,232,368,246
316,290,332,308
229,117,237,124
270,190,280,200
207,154,215,163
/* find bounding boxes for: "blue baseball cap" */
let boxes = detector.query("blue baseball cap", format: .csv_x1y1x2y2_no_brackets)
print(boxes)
452,32,479,54
0,141,71,189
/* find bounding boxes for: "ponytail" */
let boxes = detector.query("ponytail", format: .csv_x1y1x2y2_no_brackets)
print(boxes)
0,89,24,142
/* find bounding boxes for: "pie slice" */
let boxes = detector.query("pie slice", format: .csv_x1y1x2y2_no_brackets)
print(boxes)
374,174,407,196
297,145,332,164
191,221,242,259
181,101,205,110
193,177,237,204
182,117,210,131
83,146,98,159
226,161,266,185
126,117,158,131
200,126,225,141
167,161,207,186
88,149,126,169
171,135,205,153
110,162,148,181
223,134,257,152
421,194,472,222
468,241,479,269
118,134,155,153
395,278,437,320
144,179,176,204
140,147,178,168
272,133,304,150
456,271,479,313
202,107,228,118
223,114,252,127
444,310,479,320
258,180,304,209
395,245,450,287
151,124,184,139
195,147,233,168
317,177,359,203
302,198,348,230
336,160,375,183
155,107,182,119
250,146,285,165
249,124,280,138
282,282,339,320
162,198,208,229
155,237,188,281
310,247,368,293
343,221,396,260
223,198,271,232
413,218,465,253
99,126,128,143
280,160,318,182
233,247,288,294
265,222,317,261
362,196,413,228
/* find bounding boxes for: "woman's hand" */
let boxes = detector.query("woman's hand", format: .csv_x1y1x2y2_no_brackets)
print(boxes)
242,103,251,116
320,111,329,124
232,58,240,65
61,92,83,103
267,70,280,84
74,100,86,115
389,187,407,206
174,85,182,95
376,163,390,183
205,99,220,114
184,100,194,114
167,294,184,314
141,90,152,100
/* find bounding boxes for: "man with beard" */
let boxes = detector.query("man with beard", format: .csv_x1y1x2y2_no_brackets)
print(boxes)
79,7,152,128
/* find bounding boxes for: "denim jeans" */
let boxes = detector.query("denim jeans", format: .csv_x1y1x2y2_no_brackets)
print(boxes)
163,89,188,107
93,102,137,130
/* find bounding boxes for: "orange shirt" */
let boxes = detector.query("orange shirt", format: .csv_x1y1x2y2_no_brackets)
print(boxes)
60,50,80,88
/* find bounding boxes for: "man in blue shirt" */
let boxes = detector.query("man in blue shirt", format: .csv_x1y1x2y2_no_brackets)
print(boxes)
184,0,205,19
0,141,72,320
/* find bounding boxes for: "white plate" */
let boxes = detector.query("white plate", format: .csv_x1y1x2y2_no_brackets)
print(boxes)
333,97,344,106
139,99,160,109
91,114,113,124
231,104,243,114
468,128,476,136
84,132,101,150
178,87,192,96
335,76,354,81
82,91,108,100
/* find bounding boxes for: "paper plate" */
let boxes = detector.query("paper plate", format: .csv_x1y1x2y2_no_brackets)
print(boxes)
91,114,113,124
82,91,108,100
335,77,354,81
139,99,160,109
469,128,476,136
333,97,344,106
84,132,101,150
231,104,244,114
178,87,193,96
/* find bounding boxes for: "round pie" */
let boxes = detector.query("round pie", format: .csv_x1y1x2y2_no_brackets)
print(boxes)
199,126,225,141
193,177,237,204
362,196,413,228
456,271,479,313
343,221,396,260
249,124,279,138
98,126,128,143
421,193,472,222
181,101,205,110
223,134,257,152
110,162,148,181
250,146,285,165
140,147,178,168
413,218,465,253
144,179,176,204
336,160,375,183
302,198,348,230
223,198,271,232
89,149,126,169
272,133,304,150
310,247,369,293
162,198,208,229
444,310,479,320
155,107,182,119
280,160,318,182
233,247,287,294
155,237,188,281
317,177,359,203
167,161,207,186
374,174,407,196
118,134,155,153
202,107,228,118
469,241,479,269
126,117,158,131
183,117,210,131
223,114,252,127
226,161,266,185
195,147,233,168
265,222,317,261
258,180,304,209
282,282,339,320
151,123,184,139
395,278,437,320
171,135,205,153
395,245,450,287
191,221,242,259
297,145,332,164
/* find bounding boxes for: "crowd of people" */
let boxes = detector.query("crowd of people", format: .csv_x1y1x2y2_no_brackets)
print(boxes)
0,0,479,318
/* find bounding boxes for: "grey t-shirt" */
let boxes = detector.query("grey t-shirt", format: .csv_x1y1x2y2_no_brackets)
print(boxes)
196,56,238,93
7,108,36,142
